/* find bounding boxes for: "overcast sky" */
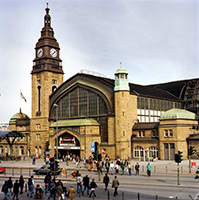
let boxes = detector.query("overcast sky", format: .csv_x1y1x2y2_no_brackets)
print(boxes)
0,0,198,123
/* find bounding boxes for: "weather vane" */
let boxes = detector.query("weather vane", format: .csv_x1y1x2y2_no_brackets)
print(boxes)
120,62,122,68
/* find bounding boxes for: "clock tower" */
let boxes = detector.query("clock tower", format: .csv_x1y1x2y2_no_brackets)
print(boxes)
30,4,64,156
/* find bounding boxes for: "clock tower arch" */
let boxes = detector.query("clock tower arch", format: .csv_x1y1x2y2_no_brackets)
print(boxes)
30,4,64,156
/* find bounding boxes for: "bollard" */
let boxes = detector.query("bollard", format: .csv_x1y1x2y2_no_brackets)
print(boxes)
138,193,140,200
132,165,134,172
98,171,101,181
108,190,110,200
166,166,168,173
154,166,156,173
12,168,14,176
122,192,124,200
29,169,31,176
142,165,144,172
181,167,183,174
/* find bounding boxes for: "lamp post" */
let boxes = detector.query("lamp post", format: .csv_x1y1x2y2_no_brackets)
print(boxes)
53,103,58,179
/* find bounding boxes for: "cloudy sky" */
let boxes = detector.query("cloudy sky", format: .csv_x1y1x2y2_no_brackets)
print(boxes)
0,0,198,123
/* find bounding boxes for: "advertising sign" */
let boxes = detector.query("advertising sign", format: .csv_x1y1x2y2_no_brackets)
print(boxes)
90,142,95,153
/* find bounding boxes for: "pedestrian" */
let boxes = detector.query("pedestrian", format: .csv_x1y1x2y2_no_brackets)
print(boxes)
128,162,132,176
27,175,34,198
56,182,63,200
110,161,114,175
76,173,83,195
44,173,50,194
13,180,20,200
68,185,75,200
146,162,152,177
103,173,110,191
7,177,13,196
121,161,125,175
105,160,110,174
89,179,98,198
82,174,90,195
19,175,24,194
23,153,26,161
32,155,36,165
48,179,56,200
89,159,93,171
135,162,140,175
115,163,119,174
112,176,119,197
2,180,9,200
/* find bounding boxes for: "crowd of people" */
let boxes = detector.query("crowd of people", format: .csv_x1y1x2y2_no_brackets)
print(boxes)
1,153,152,200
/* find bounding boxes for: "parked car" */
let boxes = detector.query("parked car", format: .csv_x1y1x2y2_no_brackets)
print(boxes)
33,165,62,175
0,165,5,173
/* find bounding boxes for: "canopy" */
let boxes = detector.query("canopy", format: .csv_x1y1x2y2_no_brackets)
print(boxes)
0,131,25,145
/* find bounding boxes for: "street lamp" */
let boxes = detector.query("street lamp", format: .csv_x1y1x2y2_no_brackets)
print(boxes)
53,103,58,179
53,103,58,160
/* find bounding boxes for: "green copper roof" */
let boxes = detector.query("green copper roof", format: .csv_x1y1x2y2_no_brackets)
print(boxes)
9,112,30,124
50,118,100,128
160,108,198,120
115,67,128,74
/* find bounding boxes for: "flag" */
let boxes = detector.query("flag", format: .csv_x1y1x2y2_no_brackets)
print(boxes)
20,91,27,102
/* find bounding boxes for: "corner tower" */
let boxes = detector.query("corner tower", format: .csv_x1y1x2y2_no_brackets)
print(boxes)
114,63,136,159
30,4,64,156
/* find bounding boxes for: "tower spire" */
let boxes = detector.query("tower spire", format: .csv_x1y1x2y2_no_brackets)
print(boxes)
44,3,51,27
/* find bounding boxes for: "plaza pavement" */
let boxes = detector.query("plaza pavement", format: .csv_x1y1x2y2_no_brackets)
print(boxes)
0,157,198,187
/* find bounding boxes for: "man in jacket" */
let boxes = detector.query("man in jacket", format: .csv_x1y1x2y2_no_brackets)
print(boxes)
7,177,13,196
68,185,75,200
103,173,110,191
2,180,8,200
82,174,90,195
13,180,20,200
112,176,119,197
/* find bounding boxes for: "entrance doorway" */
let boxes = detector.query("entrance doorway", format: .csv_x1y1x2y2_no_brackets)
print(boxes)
54,133,80,159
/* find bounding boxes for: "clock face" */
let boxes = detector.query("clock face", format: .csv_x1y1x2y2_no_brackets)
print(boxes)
37,48,43,57
50,48,57,58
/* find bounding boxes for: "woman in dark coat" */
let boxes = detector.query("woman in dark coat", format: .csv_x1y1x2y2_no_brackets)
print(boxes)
13,180,20,200
19,175,24,194
2,180,8,200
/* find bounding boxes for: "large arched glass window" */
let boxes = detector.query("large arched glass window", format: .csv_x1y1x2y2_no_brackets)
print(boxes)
55,87,108,142
134,146,144,158
20,146,24,156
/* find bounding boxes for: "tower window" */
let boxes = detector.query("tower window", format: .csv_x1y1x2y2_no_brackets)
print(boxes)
37,79,41,86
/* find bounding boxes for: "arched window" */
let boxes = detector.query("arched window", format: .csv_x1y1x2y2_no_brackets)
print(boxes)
0,146,3,154
20,146,24,156
134,146,144,158
149,146,158,158
56,87,109,142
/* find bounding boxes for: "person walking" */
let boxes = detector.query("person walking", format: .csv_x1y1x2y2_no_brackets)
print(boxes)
32,155,36,165
19,175,24,194
76,173,83,195
68,185,75,200
135,162,140,175
27,175,34,198
103,173,110,191
44,173,51,194
56,182,63,200
89,159,93,171
89,179,98,198
2,180,9,200
7,177,13,197
128,162,132,176
121,162,125,175
110,162,114,175
48,179,56,200
105,160,110,174
82,174,90,195
13,180,20,200
146,162,152,177
112,176,119,197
